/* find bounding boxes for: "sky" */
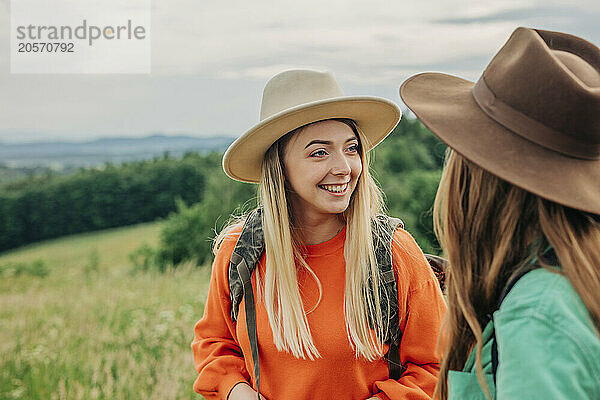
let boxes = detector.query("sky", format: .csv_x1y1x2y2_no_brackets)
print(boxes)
0,0,599,143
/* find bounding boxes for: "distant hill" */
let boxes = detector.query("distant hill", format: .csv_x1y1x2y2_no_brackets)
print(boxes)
0,134,235,169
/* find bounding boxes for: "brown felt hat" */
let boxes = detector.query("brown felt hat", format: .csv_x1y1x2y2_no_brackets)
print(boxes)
400,27,600,215
224,69,401,183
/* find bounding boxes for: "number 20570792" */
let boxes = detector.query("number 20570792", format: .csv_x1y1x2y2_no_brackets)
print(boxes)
17,42,74,52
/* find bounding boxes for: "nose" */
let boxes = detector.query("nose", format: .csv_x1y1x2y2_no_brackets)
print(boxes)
330,152,352,176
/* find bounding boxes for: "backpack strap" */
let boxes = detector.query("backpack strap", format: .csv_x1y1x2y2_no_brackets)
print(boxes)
371,215,406,379
372,215,450,380
386,253,447,379
424,254,447,293
229,208,264,322
228,208,264,399
372,214,405,341
232,252,261,398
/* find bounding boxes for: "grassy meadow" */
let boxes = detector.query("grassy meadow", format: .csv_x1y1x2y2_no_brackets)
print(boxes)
0,222,210,400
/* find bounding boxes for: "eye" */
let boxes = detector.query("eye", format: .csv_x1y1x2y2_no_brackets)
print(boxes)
309,149,328,158
346,143,359,153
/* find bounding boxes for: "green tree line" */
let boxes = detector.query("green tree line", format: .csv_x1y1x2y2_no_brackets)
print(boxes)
0,118,446,260
0,154,211,252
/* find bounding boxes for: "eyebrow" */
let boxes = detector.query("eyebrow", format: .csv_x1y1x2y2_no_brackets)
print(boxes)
304,137,358,149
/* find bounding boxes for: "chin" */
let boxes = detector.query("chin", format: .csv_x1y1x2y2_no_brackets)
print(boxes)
321,202,350,215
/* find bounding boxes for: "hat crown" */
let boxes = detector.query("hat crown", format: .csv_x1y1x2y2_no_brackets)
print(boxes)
479,27,600,159
260,69,344,121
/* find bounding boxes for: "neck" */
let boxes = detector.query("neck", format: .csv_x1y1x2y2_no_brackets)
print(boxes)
294,212,345,245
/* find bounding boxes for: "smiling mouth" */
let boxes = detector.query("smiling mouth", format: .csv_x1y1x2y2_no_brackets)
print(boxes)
318,182,349,194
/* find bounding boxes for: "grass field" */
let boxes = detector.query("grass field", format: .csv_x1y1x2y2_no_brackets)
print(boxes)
0,222,210,400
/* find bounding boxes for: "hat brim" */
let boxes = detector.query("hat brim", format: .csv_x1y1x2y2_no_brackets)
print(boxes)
400,72,600,215
223,96,401,183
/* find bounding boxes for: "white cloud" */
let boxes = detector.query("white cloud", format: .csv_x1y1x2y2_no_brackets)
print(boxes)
148,0,536,82
0,0,598,140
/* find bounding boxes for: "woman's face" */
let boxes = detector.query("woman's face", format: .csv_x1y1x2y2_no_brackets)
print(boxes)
282,119,363,222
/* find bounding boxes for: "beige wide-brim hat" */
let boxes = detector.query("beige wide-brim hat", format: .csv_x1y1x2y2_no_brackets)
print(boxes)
224,69,401,183
400,27,600,215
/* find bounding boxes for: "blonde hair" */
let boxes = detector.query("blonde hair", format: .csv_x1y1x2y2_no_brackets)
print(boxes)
433,149,600,400
217,118,390,360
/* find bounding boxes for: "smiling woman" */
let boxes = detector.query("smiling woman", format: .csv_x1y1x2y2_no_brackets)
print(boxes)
191,69,447,400
283,120,362,228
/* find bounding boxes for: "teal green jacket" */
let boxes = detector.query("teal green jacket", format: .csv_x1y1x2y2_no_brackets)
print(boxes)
448,268,600,399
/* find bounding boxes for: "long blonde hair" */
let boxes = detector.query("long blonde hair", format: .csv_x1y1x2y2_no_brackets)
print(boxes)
433,149,600,400
217,118,389,360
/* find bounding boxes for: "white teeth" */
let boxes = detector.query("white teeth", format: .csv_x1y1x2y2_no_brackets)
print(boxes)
320,183,348,193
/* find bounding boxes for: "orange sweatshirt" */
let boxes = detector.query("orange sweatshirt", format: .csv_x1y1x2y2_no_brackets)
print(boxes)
192,225,446,400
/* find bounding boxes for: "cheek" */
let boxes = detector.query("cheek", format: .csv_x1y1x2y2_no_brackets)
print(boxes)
283,156,302,188
285,170,301,193
285,162,319,193
351,158,363,179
